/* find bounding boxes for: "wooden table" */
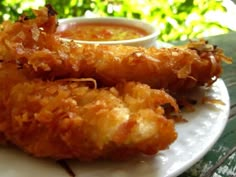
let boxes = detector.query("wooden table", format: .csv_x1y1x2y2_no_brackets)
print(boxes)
176,32,236,177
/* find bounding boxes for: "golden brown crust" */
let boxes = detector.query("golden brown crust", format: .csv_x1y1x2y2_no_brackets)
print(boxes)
2,80,177,160
0,6,231,93
0,5,230,161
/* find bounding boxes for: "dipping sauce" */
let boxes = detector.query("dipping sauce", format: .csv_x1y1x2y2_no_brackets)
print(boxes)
56,23,149,41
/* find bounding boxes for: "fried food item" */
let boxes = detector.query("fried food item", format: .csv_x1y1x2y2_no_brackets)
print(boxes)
1,79,178,160
0,6,231,93
0,5,57,61
0,5,231,161
0,6,179,161
0,63,28,144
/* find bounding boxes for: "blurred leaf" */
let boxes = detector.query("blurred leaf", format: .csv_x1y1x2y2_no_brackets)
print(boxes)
0,0,233,42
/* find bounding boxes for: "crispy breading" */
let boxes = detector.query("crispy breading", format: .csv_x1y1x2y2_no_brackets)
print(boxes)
0,6,180,161
0,5,231,161
1,80,177,160
0,6,231,93
0,63,28,144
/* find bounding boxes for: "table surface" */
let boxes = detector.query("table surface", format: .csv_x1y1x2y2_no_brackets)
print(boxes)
175,31,236,177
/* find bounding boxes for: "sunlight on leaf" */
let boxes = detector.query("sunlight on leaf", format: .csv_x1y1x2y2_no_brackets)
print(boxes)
0,0,235,42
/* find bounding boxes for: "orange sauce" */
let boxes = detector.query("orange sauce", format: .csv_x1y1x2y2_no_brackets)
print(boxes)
56,23,148,41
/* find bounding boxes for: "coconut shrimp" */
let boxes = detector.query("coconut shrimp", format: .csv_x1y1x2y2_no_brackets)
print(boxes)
0,6,231,93
0,62,29,144
0,76,178,160
0,5,180,161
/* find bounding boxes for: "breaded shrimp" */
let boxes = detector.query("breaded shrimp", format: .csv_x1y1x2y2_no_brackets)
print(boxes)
0,6,179,160
0,63,28,144
1,80,178,161
0,6,231,93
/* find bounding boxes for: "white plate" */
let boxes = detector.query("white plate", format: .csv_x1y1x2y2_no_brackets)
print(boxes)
0,78,230,177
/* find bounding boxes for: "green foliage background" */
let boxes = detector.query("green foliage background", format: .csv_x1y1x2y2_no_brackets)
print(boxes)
0,0,231,42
